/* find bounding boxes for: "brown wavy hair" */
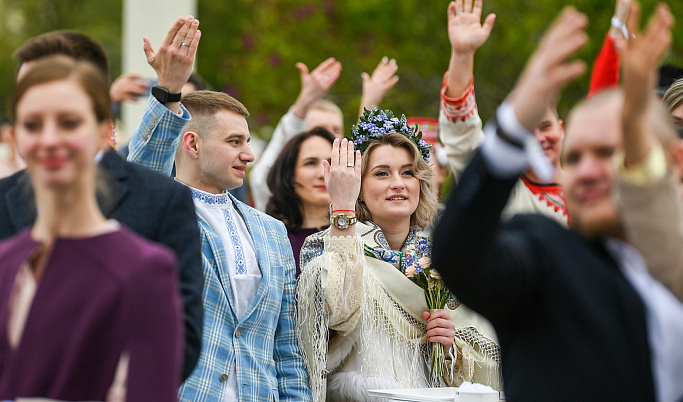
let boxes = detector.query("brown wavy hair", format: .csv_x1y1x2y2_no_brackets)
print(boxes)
11,55,111,124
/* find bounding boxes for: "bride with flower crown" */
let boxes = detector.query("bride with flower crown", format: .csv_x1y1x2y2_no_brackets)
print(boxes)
296,108,501,401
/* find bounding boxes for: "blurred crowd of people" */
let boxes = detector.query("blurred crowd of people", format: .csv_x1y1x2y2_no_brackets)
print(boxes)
1,0,682,401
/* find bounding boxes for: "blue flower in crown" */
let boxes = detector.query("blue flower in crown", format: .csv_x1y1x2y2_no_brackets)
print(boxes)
352,106,431,163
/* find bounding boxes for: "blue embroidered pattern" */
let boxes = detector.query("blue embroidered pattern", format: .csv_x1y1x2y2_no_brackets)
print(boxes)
190,188,246,275
223,208,247,275
190,188,229,205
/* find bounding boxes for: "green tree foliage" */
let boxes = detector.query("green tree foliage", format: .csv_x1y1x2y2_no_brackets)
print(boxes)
0,0,681,138
196,0,683,138
0,0,122,120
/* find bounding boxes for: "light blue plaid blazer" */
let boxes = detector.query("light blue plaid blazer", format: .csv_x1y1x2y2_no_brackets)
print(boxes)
128,98,312,401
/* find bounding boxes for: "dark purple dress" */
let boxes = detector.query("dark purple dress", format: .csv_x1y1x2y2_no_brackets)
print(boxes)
0,226,183,401
288,226,327,277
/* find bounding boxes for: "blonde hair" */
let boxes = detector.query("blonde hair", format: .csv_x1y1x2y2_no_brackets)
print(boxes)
311,99,343,118
663,78,683,114
356,133,436,230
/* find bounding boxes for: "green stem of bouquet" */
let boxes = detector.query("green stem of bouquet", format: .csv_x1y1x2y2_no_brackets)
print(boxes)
426,282,449,378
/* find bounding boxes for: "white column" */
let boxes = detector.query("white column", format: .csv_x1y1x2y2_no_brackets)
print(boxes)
119,0,196,146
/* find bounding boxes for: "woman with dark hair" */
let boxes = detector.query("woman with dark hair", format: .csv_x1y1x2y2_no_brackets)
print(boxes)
266,127,335,275
0,56,182,401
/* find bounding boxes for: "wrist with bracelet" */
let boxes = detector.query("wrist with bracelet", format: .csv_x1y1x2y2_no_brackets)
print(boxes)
330,209,357,230
331,209,356,216
610,16,633,40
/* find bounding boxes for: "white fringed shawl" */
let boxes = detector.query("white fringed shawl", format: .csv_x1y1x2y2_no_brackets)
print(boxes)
296,222,501,401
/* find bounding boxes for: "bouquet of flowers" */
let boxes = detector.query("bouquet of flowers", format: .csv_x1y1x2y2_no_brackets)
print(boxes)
404,238,451,378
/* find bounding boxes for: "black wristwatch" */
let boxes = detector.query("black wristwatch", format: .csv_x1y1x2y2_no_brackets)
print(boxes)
151,85,182,105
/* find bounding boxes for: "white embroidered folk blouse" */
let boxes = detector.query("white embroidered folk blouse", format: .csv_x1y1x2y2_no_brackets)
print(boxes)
185,185,261,402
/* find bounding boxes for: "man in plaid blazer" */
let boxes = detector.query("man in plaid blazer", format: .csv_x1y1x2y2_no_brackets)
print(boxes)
128,17,311,402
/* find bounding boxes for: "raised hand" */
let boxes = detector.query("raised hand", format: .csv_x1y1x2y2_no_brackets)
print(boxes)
144,16,200,96
109,72,149,103
360,57,399,112
509,8,588,131
610,0,632,41
621,3,673,113
620,2,674,165
444,0,495,98
448,0,496,56
322,138,361,235
292,57,342,119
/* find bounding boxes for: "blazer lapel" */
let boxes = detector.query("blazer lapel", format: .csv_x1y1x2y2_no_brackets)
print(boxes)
5,171,35,231
98,149,129,218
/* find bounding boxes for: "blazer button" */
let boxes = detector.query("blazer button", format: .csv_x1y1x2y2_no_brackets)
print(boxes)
235,329,241,338
220,373,229,382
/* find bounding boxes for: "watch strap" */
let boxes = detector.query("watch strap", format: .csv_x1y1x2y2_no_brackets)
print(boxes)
151,85,182,105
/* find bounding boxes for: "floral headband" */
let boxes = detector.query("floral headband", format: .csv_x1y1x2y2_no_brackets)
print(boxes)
352,107,431,163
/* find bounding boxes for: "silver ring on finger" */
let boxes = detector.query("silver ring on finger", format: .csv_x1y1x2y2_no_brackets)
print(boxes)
347,162,354,167
456,11,463,15
181,42,190,47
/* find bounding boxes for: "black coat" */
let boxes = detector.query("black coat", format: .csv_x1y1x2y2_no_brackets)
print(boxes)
432,151,655,402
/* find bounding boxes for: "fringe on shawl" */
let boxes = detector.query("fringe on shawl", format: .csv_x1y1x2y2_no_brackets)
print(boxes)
450,327,504,390
295,236,333,402
295,233,503,401
358,264,432,388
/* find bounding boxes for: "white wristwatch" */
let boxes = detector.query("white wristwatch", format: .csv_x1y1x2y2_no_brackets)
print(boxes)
330,213,357,230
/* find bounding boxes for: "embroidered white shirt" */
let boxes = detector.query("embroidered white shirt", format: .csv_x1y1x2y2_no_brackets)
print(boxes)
181,184,261,402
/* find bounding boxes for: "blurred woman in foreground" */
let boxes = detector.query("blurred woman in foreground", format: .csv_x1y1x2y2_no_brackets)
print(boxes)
0,56,182,401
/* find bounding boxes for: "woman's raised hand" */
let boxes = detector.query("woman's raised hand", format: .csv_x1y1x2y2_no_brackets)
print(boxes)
448,0,496,56
360,56,399,113
323,138,361,211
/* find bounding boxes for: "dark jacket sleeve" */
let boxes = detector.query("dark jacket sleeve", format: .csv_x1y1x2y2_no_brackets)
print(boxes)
0,170,34,240
432,151,541,325
157,183,204,381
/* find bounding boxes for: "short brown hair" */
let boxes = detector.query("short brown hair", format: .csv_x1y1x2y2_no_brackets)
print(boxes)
356,133,437,230
181,90,249,139
14,31,109,80
11,55,111,124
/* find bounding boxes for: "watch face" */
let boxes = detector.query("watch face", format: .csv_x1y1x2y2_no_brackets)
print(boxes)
336,214,350,229
151,86,168,104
